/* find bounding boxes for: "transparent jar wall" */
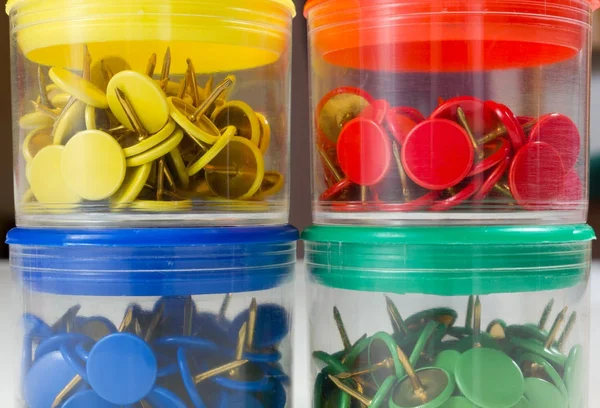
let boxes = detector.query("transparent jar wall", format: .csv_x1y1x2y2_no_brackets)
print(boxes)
309,283,590,408
307,6,592,226
9,0,293,227
15,286,293,407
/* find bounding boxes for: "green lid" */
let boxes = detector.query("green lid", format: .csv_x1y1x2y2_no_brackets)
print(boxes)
303,225,595,295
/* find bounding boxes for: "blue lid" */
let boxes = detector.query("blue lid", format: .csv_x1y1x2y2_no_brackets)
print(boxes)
8,226,298,296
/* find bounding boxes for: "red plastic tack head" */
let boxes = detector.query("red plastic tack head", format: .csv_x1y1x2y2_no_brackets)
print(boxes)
430,179,480,211
509,141,566,209
378,190,440,212
529,113,580,172
385,108,421,144
401,118,474,190
431,96,496,135
319,178,353,201
559,169,583,203
359,99,389,124
485,101,526,151
337,117,392,186
474,157,511,201
468,138,511,176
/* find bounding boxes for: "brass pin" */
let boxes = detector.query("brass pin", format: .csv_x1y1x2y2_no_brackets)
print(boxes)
118,305,135,332
336,358,394,380
140,400,152,408
156,158,166,201
360,186,368,203
188,77,233,123
473,296,482,348
385,296,408,335
558,311,577,352
100,60,114,83
145,53,157,78
204,76,214,96
493,183,513,198
538,299,555,331
193,359,248,383
145,302,164,342
479,119,537,146
456,107,483,161
333,306,352,351
186,59,201,106
114,87,150,139
465,295,474,330
134,318,143,337
32,101,60,120
318,146,343,184
183,296,194,337
159,47,171,88
177,75,188,100
246,298,258,351
219,294,232,321
82,44,91,81
396,345,427,401
328,374,372,406
544,306,568,349
236,322,247,362
37,66,52,108
392,142,411,201
51,305,81,333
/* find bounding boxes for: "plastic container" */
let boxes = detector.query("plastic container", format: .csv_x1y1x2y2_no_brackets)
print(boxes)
7,0,295,227
8,226,298,407
304,225,595,408
305,0,598,225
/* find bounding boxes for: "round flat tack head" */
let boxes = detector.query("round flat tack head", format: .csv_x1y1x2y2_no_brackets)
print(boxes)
256,112,271,155
52,93,72,109
24,351,81,408
255,171,285,199
23,127,53,162
22,314,53,339
206,136,265,200
107,71,169,134
559,169,583,204
229,303,289,348
317,86,374,145
473,157,511,201
439,396,481,407
564,345,583,401
63,390,120,407
187,126,236,176
111,162,152,208
177,348,206,408
378,191,441,212
29,145,82,207
336,117,391,186
359,99,390,124
52,99,87,145
385,108,419,144
467,138,511,177
431,97,495,135
212,100,261,147
485,101,526,151
523,378,565,408
19,112,55,130
145,387,188,408
319,179,353,201
168,97,221,145
121,119,177,157
529,113,580,171
455,348,524,408
389,368,454,408
49,67,108,109
430,179,480,211
434,350,461,380
86,333,157,405
130,199,193,212
402,119,474,190
126,128,184,167
62,130,126,200
509,142,566,209
367,332,404,386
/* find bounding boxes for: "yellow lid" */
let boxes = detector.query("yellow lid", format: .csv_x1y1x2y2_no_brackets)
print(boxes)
7,0,295,73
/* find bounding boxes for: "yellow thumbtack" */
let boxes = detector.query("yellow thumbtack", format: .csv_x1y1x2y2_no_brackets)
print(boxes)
49,67,108,109
29,145,82,207
212,100,261,147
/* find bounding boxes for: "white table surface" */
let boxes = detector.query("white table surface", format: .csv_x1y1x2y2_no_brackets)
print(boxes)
0,261,598,406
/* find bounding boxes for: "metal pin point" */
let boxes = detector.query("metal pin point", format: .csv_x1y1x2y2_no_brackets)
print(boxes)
177,75,188,99
558,312,577,352
145,53,157,78
539,299,555,330
37,66,52,108
246,298,257,351
82,44,91,81
385,296,408,336
544,306,568,349
145,303,164,342
465,296,474,330
159,47,171,89
188,77,233,123
473,296,482,348
156,158,166,201
51,305,82,333
333,306,352,351
186,59,201,106
218,294,232,322
328,374,372,406
456,106,483,161
114,87,150,139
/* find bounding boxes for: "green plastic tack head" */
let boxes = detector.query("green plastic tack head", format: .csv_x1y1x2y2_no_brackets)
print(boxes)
523,378,566,408
439,396,482,407
388,368,454,408
405,308,458,332
434,350,461,380
564,345,584,406
455,348,525,408
368,332,405,386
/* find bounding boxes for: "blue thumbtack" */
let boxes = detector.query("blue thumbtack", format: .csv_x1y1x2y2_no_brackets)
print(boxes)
229,302,289,349
61,390,121,407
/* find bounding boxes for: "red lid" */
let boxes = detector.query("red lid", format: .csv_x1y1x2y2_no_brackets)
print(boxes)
305,0,596,72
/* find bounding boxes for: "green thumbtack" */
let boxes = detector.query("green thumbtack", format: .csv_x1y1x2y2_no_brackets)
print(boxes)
368,332,405,386
523,377,565,408
517,353,568,399
329,374,395,408
563,345,584,406
439,396,483,407
434,350,461,380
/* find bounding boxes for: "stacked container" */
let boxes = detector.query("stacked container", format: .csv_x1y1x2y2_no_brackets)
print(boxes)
5,0,297,406
303,1,598,407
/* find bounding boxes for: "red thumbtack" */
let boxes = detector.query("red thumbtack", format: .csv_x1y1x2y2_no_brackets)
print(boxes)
528,113,580,172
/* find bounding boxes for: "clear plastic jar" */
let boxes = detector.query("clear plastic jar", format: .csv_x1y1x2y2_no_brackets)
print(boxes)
7,0,295,227
8,226,298,407
304,225,595,408
305,0,598,225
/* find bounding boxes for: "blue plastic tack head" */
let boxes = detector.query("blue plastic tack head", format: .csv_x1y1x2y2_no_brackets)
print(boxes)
177,347,207,408
194,312,230,344
229,304,289,349
34,333,93,361
23,314,53,339
24,350,81,408
242,349,282,364
62,390,121,407
145,387,189,408
218,389,264,408
85,333,158,405
212,361,272,393
259,379,287,408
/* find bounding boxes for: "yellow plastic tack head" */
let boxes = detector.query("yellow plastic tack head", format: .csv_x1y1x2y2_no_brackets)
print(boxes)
168,97,221,145
29,145,82,206
62,130,127,200
50,93,72,109
130,199,193,212
52,99,87,145
19,112,55,130
107,70,170,134
256,112,271,155
121,119,177,158
212,100,261,146
84,105,111,131
167,147,190,188
254,171,284,199
23,127,53,162
91,57,131,91
111,162,153,209
49,67,109,109
126,128,184,167
187,126,237,176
